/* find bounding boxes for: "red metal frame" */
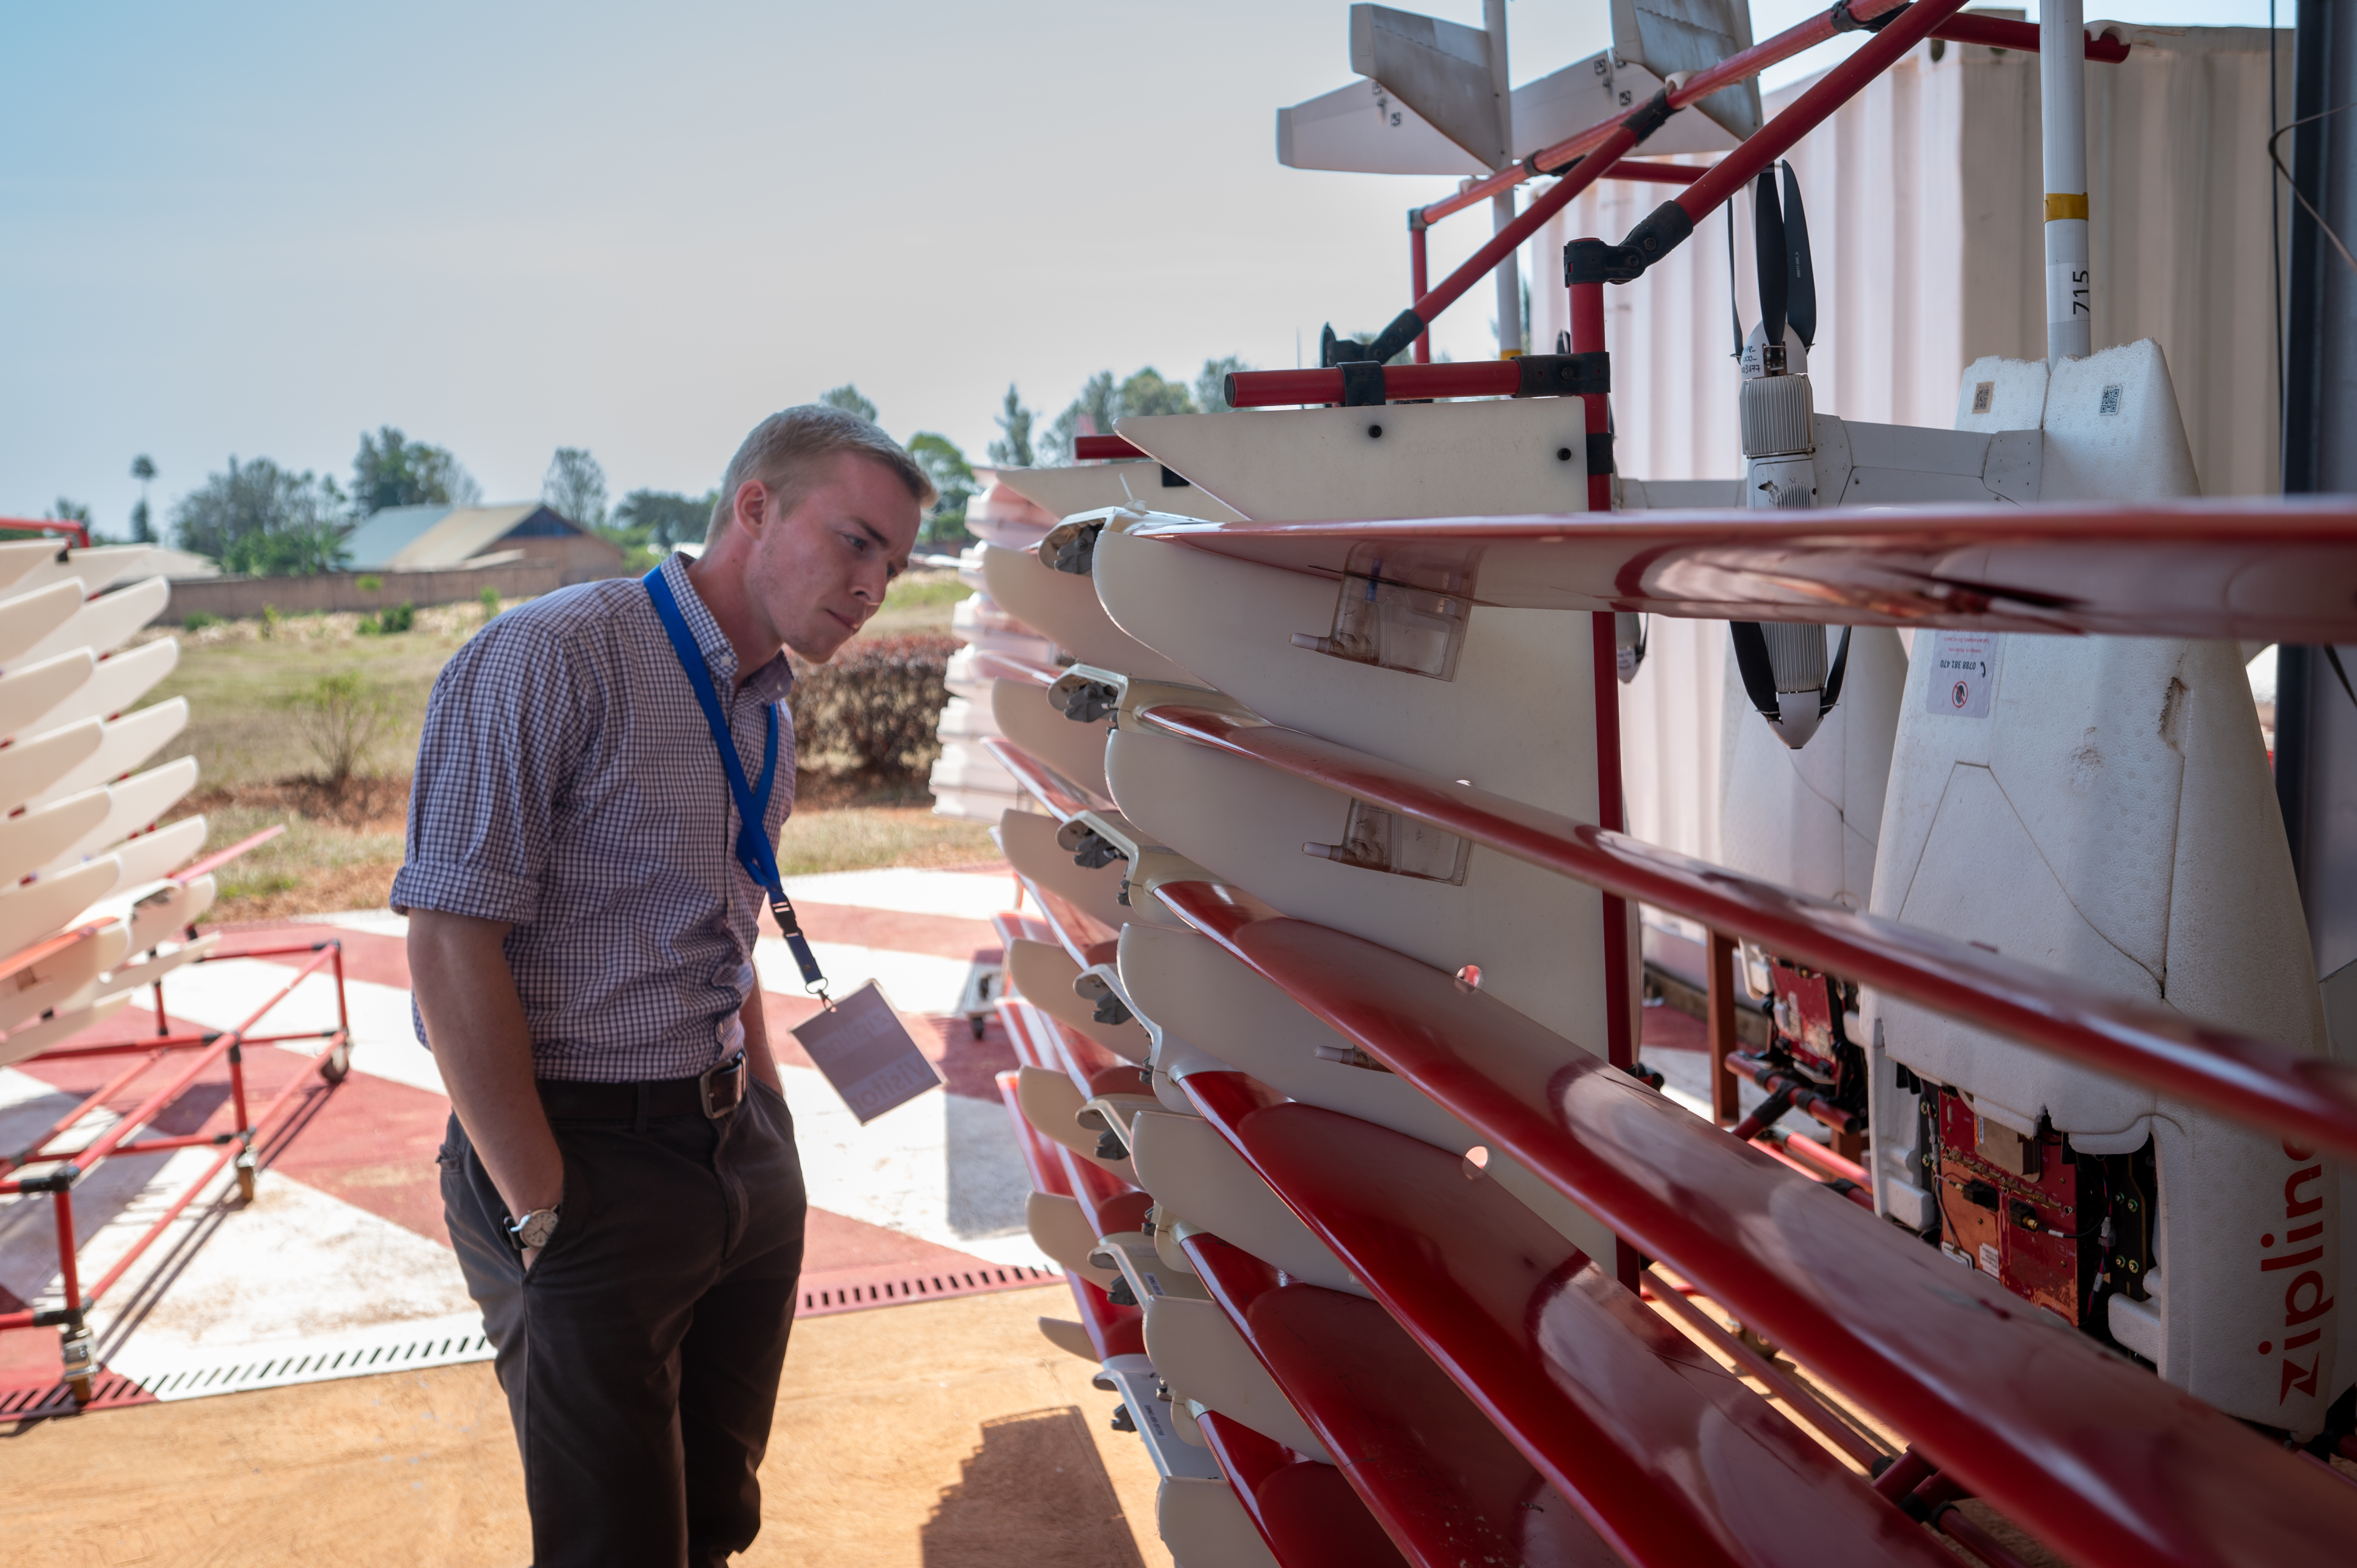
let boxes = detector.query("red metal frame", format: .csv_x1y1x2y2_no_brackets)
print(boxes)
1155,881,2357,1566
1124,499,2357,654
1195,1408,1411,1568
1184,1232,1623,1567
0,939,353,1395
1182,1070,1950,1568
1132,702,2357,1166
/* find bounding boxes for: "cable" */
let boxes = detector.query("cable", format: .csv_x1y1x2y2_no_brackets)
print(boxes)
2269,102,2357,280
2271,0,2283,436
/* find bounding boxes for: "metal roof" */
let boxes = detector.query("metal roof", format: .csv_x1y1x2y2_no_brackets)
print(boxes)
345,503,586,569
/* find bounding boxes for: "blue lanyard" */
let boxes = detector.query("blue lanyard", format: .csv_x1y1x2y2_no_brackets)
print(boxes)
643,565,829,1000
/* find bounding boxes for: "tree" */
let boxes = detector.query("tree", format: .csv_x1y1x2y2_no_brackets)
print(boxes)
172,456,351,575
612,488,716,551
350,427,481,516
987,384,1035,468
905,434,975,549
820,383,878,423
543,447,608,530
129,455,157,544
1041,366,1200,463
1195,355,1251,414
47,497,91,524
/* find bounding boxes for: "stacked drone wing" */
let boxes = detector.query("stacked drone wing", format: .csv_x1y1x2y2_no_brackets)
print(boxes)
0,541,216,1067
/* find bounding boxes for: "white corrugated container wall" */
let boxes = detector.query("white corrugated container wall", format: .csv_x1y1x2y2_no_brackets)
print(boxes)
1506,24,2292,906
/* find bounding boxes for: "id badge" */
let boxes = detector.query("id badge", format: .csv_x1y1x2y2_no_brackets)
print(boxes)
789,980,942,1124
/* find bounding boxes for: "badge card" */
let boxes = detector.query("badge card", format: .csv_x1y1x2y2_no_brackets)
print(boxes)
789,980,942,1124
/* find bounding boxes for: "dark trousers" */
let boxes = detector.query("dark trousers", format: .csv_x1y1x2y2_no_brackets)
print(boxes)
439,1077,807,1568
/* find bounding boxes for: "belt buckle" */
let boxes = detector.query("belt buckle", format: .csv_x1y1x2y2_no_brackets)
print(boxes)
700,1054,746,1118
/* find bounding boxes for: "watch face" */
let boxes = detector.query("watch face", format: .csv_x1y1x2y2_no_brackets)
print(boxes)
515,1210,559,1250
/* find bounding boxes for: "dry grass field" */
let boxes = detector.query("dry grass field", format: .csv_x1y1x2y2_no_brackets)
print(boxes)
143,571,995,919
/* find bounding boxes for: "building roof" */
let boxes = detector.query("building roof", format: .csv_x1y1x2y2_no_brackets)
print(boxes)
143,546,222,579
345,503,591,570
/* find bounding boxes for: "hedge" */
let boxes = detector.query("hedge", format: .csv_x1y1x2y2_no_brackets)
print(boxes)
789,633,959,775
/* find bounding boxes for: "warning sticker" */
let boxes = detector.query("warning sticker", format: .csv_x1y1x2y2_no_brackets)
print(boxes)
1928,629,1996,718
1978,1241,2003,1278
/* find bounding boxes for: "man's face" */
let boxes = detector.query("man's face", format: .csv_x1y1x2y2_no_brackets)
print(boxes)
741,453,921,663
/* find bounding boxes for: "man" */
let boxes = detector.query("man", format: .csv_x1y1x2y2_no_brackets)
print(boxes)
396,406,930,1566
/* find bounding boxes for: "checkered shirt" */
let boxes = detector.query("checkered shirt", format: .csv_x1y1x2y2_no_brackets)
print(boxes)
390,553,796,1082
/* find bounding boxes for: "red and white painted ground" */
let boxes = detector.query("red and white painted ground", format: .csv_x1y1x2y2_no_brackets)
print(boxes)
0,862,1055,1414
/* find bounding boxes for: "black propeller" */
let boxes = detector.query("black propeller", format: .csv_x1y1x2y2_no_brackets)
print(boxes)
1748,162,1821,355
1752,168,1787,353
1783,162,1818,350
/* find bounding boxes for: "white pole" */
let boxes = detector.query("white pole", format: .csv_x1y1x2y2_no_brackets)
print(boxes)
2041,0,2092,364
1486,0,1522,356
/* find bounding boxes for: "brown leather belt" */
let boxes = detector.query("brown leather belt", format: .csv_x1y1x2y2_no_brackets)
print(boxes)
538,1053,747,1123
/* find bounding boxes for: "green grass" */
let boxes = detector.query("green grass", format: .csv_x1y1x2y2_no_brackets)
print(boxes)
777,806,999,878
859,567,968,640
144,602,496,789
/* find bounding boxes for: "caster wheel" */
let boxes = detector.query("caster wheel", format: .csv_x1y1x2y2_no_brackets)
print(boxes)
321,1043,350,1084
236,1164,258,1202
67,1375,93,1407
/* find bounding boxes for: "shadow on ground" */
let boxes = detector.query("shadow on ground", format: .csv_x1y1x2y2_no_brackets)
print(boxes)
919,1407,1145,1568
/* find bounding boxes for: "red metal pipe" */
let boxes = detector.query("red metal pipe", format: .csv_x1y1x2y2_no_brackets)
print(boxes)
1570,278,1610,514
0,517,91,549
1640,1264,1889,1472
110,1130,240,1157
170,823,285,885
1588,603,1640,1289
1760,1125,1870,1185
1408,220,1432,364
1928,1503,2042,1568
1407,125,1638,337
1226,360,1525,408
1755,1135,1875,1208
51,1190,80,1316
1073,435,1146,461
1938,13,2130,62
9,1047,170,1166
1604,160,1704,184
1672,0,1972,238
1132,703,2357,1167
980,736,1095,823
32,1029,333,1060
1874,1448,1938,1503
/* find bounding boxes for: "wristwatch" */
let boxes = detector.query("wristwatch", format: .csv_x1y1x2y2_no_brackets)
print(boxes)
506,1206,562,1252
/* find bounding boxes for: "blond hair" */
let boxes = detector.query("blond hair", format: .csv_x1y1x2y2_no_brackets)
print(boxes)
707,405,935,546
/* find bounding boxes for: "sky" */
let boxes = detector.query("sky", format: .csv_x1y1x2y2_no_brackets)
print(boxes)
0,0,2285,536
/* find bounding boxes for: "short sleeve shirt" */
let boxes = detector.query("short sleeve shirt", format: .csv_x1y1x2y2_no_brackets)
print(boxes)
389,553,795,1082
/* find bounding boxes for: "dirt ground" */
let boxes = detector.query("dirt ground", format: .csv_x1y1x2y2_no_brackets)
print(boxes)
0,1286,1169,1568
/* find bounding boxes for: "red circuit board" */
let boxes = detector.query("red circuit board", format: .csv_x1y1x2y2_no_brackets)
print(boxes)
1934,1091,2086,1323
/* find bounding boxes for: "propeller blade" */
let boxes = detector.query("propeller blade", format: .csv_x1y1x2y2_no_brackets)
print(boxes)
1752,169,1787,352
1726,207,1744,359
1782,162,1819,350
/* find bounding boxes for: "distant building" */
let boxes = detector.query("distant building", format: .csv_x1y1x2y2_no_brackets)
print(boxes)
142,546,223,579
343,503,622,585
